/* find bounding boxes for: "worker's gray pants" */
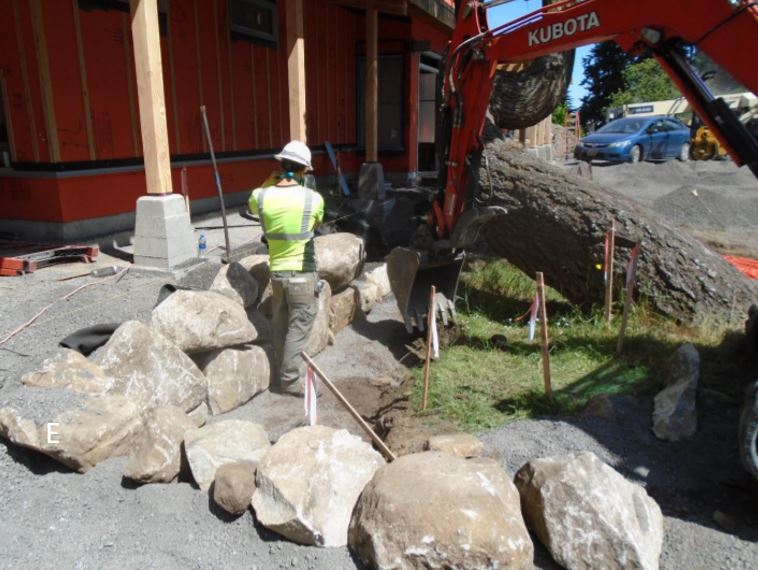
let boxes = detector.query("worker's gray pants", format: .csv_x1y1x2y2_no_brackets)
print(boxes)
270,271,319,388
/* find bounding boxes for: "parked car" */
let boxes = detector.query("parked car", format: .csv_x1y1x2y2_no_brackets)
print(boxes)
574,115,691,163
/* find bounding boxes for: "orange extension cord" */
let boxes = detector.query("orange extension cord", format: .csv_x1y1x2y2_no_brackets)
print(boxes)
724,255,758,280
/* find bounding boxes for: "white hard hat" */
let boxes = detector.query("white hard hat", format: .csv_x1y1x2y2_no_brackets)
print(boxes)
275,140,313,171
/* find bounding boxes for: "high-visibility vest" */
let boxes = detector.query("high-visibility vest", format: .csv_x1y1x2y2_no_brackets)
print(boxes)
249,183,324,272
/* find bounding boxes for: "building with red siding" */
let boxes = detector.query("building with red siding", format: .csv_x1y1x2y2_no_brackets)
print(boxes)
0,0,454,242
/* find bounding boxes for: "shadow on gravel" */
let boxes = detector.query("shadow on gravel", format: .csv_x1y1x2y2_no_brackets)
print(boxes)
350,314,411,362
1,440,71,475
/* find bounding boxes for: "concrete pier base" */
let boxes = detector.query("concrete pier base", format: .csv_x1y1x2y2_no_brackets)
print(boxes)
133,194,196,269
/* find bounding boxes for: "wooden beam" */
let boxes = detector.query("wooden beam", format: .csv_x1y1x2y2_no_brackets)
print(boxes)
165,0,181,154
11,0,39,162
332,0,407,15
192,0,206,152
365,6,378,162
30,0,61,162
72,0,96,160
213,0,226,151
286,0,306,142
129,0,173,195
0,71,18,163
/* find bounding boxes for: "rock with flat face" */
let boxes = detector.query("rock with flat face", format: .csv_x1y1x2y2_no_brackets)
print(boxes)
124,406,195,484
364,263,391,299
238,254,271,292
212,460,257,515
329,287,357,334
196,345,270,415
652,344,699,441
314,233,365,291
305,280,332,356
187,401,209,427
93,321,206,412
210,261,260,308
22,349,114,395
151,290,257,353
515,451,664,570
185,420,270,491
351,278,381,314
253,426,385,547
425,433,483,458
349,451,533,569
245,307,273,343
0,389,142,473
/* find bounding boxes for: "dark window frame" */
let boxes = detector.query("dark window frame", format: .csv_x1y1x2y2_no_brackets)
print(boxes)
229,0,278,48
356,54,407,154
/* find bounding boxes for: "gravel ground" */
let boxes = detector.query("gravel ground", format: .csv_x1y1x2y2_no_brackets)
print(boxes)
2,170,758,568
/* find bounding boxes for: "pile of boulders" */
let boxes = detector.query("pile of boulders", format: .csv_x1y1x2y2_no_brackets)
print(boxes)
0,232,389,476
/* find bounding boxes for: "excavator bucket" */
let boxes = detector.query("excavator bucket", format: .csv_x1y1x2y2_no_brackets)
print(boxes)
386,247,465,333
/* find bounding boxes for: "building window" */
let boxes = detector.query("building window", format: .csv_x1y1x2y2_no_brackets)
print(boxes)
78,0,168,34
356,55,405,152
230,0,278,47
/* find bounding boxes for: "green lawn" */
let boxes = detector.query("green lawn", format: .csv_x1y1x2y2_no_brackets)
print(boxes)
411,259,747,430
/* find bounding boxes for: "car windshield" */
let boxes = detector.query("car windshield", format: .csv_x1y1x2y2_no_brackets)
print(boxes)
597,118,647,134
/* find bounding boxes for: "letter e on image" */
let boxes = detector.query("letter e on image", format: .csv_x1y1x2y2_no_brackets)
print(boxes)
47,423,60,445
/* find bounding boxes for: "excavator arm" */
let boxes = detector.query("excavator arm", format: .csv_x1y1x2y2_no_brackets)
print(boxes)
387,0,758,332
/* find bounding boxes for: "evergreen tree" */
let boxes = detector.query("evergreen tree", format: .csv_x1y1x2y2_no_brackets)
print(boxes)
608,59,681,108
579,42,633,128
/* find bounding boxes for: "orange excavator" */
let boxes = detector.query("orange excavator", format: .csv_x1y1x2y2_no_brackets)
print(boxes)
385,0,758,478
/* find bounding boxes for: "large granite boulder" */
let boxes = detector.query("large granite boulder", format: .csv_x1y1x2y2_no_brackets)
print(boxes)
0,389,142,473
93,321,206,412
314,233,364,291
349,451,533,569
652,344,699,441
253,426,384,547
210,261,260,307
184,420,270,491
195,345,270,415
515,451,664,570
22,349,113,395
305,280,332,356
424,433,483,458
238,254,271,292
329,288,358,334
151,290,257,353
123,406,196,484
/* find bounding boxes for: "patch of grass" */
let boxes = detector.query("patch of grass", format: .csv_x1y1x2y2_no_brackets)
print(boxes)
411,260,749,430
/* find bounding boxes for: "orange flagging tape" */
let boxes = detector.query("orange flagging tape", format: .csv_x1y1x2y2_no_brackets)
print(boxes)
724,255,758,280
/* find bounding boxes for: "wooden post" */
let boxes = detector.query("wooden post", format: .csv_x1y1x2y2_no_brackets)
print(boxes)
617,279,634,353
518,128,526,146
286,0,307,141
30,0,60,162
604,220,615,324
365,6,378,162
129,0,173,195
301,352,396,462
536,272,553,400
421,285,436,411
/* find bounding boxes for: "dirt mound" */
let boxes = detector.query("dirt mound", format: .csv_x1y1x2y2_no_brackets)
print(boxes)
654,186,758,230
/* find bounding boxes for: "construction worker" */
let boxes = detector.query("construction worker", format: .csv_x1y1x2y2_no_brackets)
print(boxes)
249,141,324,396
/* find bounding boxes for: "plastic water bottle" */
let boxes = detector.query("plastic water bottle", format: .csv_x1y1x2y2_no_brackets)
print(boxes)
198,232,207,257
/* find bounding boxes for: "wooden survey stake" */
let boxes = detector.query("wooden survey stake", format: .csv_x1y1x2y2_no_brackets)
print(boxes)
604,220,616,324
421,285,436,411
617,243,641,353
536,272,553,400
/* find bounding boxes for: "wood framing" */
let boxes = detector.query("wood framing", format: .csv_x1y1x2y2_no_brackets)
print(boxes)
365,6,378,161
0,71,18,162
30,0,61,162
129,0,173,195
72,0,96,160
286,0,306,141
11,0,39,161
213,0,226,151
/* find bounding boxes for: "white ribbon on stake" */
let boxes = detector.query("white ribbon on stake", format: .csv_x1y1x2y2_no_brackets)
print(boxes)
430,298,439,360
304,365,318,426
528,292,540,342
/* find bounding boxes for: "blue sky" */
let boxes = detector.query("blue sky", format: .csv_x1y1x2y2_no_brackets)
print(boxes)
486,0,592,107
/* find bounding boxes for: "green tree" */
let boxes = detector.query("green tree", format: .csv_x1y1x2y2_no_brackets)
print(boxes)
608,58,681,108
579,41,633,128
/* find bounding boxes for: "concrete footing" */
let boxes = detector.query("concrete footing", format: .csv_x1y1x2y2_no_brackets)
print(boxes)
358,162,386,199
133,194,196,269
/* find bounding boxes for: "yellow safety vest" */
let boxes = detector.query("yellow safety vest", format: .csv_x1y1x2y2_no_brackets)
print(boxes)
249,183,324,272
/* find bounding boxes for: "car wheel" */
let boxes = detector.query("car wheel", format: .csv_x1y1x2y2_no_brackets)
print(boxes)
629,145,642,163
677,142,690,161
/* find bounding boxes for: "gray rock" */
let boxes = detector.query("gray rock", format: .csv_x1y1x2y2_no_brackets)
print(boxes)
253,426,384,547
0,393,142,473
349,451,533,569
351,278,380,314
245,307,273,344
425,433,483,458
196,345,270,415
363,263,391,299
22,349,114,395
305,280,332,356
93,321,206,412
212,460,257,515
210,261,260,307
151,290,258,353
583,394,615,420
238,254,271,292
314,233,364,291
515,451,664,570
329,288,357,334
187,401,209,427
124,406,196,484
652,344,699,441
185,420,270,491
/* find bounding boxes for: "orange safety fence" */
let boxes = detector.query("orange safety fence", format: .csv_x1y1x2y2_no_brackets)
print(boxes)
724,255,758,280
